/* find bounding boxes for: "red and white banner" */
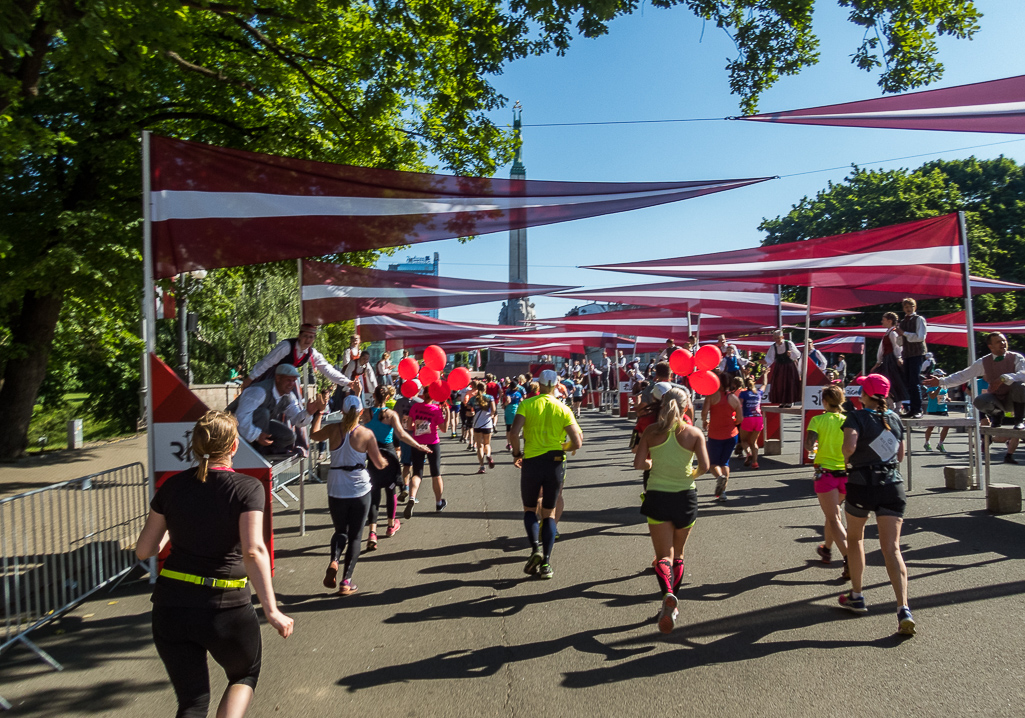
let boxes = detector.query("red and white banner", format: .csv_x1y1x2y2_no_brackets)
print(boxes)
354,313,523,343
148,135,772,279
587,214,964,297
150,354,275,570
740,75,1025,135
809,275,1025,311
301,260,574,324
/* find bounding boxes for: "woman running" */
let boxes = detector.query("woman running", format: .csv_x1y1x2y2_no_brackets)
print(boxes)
312,395,387,595
737,376,765,469
364,385,431,551
701,370,742,502
405,389,450,516
871,311,910,409
504,378,526,451
136,411,293,718
459,386,476,450
634,387,710,634
839,374,915,635
804,384,849,579
470,380,497,473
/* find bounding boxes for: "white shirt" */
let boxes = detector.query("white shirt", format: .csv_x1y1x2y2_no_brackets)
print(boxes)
376,359,392,377
765,340,801,366
248,340,347,385
937,353,1025,390
236,382,312,443
901,314,928,343
876,328,904,364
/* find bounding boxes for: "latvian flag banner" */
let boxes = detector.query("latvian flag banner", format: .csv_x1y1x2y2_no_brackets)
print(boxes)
148,135,772,279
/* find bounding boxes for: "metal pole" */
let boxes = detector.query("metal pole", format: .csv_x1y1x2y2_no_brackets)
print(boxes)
958,211,983,488
799,287,812,463
776,285,783,330
141,131,158,582
177,278,189,382
298,259,305,325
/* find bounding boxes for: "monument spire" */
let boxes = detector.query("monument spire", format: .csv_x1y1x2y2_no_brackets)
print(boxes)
500,102,535,325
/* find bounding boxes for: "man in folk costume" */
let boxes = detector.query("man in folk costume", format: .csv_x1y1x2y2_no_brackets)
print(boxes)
896,298,928,418
241,323,348,392
925,332,1025,464
765,329,801,407
337,337,378,407
230,364,329,455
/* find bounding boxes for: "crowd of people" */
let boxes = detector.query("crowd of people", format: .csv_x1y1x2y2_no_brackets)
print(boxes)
139,306,1025,715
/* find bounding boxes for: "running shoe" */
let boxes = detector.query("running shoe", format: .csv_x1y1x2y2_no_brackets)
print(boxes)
716,492,727,503
1004,454,1019,465
744,455,752,466
750,462,759,469
436,498,447,512
506,443,512,451
323,564,338,589
538,563,554,580
338,579,358,596
476,466,487,474
841,557,850,581
937,443,946,452
487,456,495,469
713,476,726,499
816,544,833,564
524,549,544,575
466,443,474,451
398,486,409,503
403,498,418,520
366,532,378,552
386,520,401,537
924,442,932,451
658,593,679,634
897,607,917,636
838,591,868,614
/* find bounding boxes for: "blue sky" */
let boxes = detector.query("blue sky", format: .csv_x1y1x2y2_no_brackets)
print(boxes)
375,1,1025,326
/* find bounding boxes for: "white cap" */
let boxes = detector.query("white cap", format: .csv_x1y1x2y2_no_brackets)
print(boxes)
342,394,363,412
651,382,674,400
539,369,560,386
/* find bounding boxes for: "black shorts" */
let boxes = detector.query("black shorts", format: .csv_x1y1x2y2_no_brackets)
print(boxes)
845,482,906,519
461,417,473,429
473,427,493,435
412,443,442,478
641,488,698,529
520,451,566,509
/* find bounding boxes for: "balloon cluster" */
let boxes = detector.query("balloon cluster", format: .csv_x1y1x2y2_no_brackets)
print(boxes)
668,345,722,396
397,345,471,401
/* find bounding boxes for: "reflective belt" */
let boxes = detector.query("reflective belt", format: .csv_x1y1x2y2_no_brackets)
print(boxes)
160,568,248,589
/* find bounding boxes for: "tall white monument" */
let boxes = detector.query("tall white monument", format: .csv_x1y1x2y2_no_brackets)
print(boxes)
499,102,536,326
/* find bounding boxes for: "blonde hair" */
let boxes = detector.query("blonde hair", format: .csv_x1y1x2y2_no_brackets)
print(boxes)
190,411,238,483
821,385,845,411
338,405,362,436
655,387,690,435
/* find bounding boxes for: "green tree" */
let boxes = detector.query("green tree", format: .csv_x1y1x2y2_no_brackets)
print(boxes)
758,157,1025,369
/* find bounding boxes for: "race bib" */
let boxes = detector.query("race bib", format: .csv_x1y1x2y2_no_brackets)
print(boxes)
414,419,431,436
868,430,899,462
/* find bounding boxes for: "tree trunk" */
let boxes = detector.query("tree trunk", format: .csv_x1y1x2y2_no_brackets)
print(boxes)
0,290,64,460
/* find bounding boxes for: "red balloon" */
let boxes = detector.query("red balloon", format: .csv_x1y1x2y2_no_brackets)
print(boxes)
423,345,447,371
447,366,471,391
668,348,694,376
428,379,450,402
418,366,439,385
694,344,722,372
689,370,721,396
400,379,422,398
398,357,419,381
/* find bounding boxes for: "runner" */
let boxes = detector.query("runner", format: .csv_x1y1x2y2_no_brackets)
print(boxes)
447,387,461,438
804,384,849,580
923,371,950,451
737,376,765,469
364,386,431,551
135,410,293,718
470,380,497,473
633,387,709,633
839,374,915,636
504,378,526,451
459,384,476,450
509,370,583,580
701,370,742,502
405,389,450,516
312,395,388,596
571,376,585,417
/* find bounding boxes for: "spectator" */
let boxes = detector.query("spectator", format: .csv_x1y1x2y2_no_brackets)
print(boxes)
229,365,328,455
896,298,928,418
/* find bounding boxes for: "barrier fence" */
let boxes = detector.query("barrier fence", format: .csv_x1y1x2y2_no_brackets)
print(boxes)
1,462,148,709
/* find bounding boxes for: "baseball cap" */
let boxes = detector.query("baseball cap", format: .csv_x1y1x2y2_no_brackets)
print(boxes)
651,382,674,400
538,369,560,386
342,394,363,412
275,364,300,378
855,373,891,397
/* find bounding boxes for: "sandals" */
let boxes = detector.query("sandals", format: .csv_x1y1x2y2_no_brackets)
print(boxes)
323,564,338,589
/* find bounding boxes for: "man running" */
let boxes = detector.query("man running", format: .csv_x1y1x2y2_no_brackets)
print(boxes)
509,370,583,580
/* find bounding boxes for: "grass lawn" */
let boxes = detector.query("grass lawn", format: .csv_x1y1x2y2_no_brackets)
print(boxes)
25,393,137,453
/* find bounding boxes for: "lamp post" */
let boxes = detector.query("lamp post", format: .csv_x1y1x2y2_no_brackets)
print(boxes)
176,270,207,383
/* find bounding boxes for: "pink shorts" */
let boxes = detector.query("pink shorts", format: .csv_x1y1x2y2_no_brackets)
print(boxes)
814,470,848,494
740,416,764,433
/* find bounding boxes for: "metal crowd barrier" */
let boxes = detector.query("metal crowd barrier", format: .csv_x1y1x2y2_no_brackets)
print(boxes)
0,462,148,709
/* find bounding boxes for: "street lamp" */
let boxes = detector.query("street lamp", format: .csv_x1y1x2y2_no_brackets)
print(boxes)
176,270,207,383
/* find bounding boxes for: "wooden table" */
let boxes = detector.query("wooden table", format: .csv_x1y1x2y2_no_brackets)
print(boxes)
903,415,978,490
980,426,1025,489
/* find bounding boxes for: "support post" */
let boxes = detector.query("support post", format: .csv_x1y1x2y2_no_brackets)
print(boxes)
959,211,983,488
799,287,812,463
141,131,158,582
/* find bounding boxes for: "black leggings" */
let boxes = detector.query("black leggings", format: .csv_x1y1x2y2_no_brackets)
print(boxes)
368,445,400,527
152,603,262,718
411,443,441,478
328,493,371,580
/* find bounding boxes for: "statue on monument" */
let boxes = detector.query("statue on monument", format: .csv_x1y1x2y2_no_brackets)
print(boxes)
498,297,535,326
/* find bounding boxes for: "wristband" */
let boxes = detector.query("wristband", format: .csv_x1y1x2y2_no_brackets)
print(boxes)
512,452,523,459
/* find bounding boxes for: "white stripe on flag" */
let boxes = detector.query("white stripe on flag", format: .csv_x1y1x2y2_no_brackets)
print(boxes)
767,100,1025,122
150,182,752,222
302,285,511,300
559,289,780,305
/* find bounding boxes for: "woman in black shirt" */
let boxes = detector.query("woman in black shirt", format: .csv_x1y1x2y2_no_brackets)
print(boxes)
136,411,294,717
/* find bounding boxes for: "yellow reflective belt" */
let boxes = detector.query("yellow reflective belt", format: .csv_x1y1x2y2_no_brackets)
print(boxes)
159,568,248,589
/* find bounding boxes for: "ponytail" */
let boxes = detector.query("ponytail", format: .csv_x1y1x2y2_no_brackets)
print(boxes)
863,393,891,431
190,411,238,482
655,388,690,434
338,405,361,436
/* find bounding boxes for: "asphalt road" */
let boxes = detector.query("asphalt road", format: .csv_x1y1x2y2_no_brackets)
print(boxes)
4,412,1025,717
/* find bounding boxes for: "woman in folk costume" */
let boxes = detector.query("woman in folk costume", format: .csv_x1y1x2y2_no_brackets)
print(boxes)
765,330,801,407
870,312,909,407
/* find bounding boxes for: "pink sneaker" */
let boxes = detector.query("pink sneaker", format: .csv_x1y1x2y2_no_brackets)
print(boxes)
386,520,401,537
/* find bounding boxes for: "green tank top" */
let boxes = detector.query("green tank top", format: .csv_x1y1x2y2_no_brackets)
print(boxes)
646,423,696,493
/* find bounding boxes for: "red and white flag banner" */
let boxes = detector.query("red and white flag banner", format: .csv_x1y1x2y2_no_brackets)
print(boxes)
148,135,772,279
552,280,781,322
740,75,1025,134
586,214,964,297
354,313,523,343
810,275,1025,312
301,260,574,324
